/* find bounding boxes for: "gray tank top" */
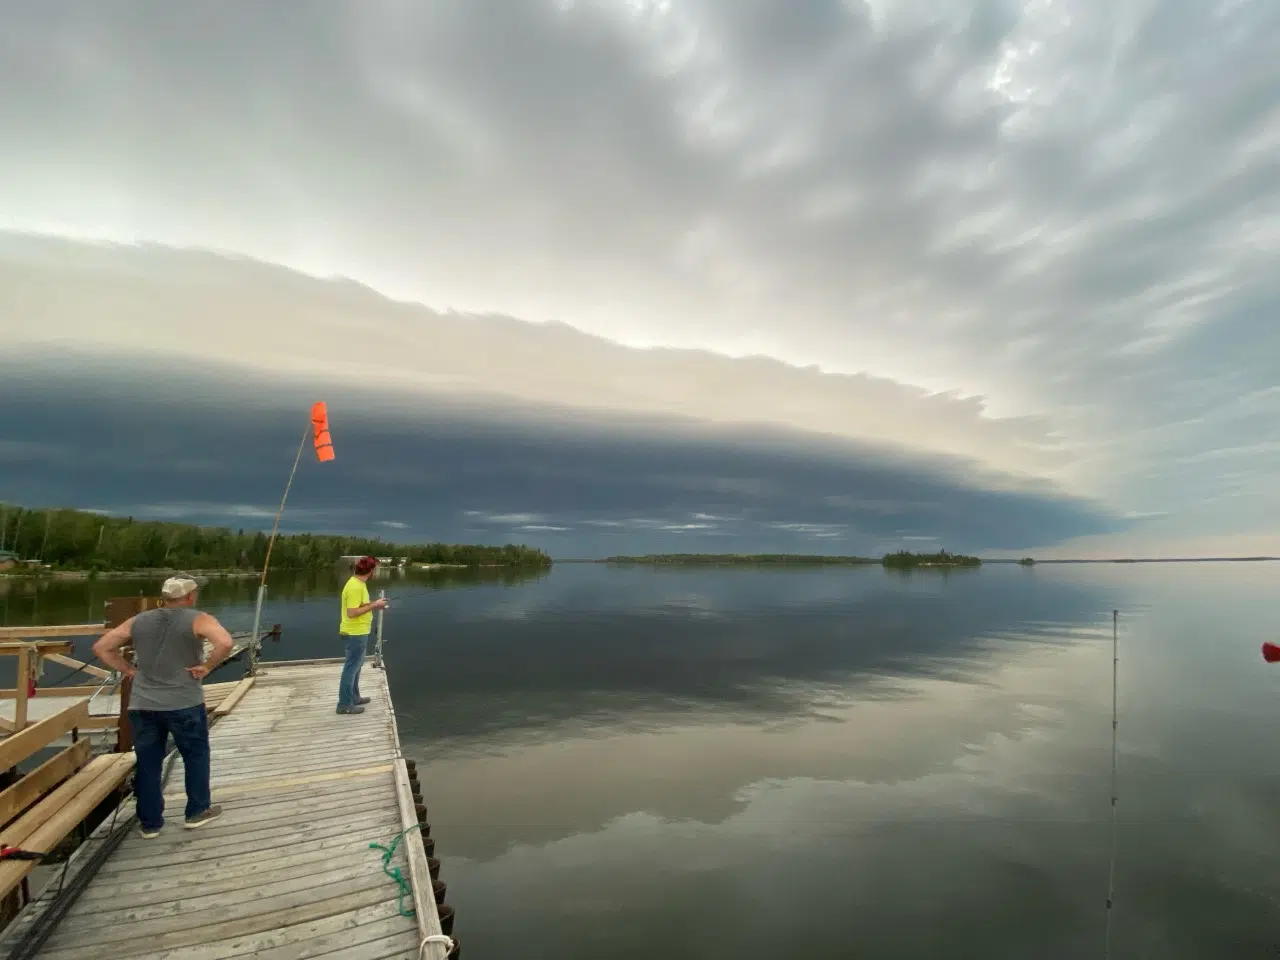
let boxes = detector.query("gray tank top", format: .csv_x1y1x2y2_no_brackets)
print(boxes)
129,607,204,711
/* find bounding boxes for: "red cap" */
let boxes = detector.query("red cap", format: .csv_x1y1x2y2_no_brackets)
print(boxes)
354,556,378,575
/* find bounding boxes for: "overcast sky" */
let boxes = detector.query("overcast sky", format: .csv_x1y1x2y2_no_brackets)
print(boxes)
1,1,1277,558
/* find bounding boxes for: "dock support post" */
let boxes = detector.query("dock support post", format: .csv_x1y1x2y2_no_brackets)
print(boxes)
373,589,386,669
248,584,266,677
116,672,134,753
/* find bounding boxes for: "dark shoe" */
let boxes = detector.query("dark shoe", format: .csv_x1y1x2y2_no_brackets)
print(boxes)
336,704,366,715
139,825,163,839
184,805,223,830
355,696,371,706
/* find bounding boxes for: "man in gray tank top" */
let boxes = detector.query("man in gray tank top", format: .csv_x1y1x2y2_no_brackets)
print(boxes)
93,576,236,838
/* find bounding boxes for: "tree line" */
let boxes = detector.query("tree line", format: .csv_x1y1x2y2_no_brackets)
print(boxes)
0,504,553,572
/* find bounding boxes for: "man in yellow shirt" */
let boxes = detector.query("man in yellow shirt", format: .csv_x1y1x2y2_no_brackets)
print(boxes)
337,556,387,714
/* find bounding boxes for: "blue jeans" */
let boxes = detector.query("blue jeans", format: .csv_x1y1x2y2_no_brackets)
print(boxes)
338,633,368,707
129,704,211,831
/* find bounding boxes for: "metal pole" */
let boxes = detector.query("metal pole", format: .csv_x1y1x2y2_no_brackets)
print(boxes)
248,584,266,677
1104,609,1119,958
374,588,387,669
260,424,310,588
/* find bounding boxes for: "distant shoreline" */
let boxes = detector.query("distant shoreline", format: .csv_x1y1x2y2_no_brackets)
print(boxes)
555,556,1280,565
0,568,259,581
592,551,982,568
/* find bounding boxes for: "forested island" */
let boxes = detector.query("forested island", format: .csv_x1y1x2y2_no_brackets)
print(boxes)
0,504,552,574
881,550,981,568
605,550,982,568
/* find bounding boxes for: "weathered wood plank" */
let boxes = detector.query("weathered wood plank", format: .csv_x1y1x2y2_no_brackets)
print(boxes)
105,811,403,868
156,775,390,814
395,757,450,960
0,755,119,849
40,654,111,680
80,842,394,908
0,739,92,826
0,686,111,699
95,902,408,960
200,746,396,776
92,825,410,889
207,730,393,752
162,763,395,800
51,868,399,940
41,886,398,959
0,700,90,769
13,646,29,730
212,677,255,716
314,930,423,960
0,626,102,640
0,754,134,901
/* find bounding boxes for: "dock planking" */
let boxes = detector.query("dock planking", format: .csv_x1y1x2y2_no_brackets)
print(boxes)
1,660,450,960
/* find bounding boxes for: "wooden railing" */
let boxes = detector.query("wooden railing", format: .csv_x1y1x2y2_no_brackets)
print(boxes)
0,628,110,735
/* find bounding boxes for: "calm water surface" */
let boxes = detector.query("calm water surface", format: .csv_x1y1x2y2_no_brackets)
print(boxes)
5,563,1279,958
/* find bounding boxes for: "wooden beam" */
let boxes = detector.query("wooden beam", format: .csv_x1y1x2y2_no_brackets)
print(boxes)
0,686,112,699
0,641,73,656
0,754,134,901
76,716,120,732
394,758,449,959
41,654,111,680
0,754,118,849
117,673,134,752
0,739,91,826
13,647,28,731
213,678,255,717
0,701,90,770
0,625,103,640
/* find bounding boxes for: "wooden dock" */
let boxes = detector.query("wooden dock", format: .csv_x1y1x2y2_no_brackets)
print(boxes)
0,657,455,959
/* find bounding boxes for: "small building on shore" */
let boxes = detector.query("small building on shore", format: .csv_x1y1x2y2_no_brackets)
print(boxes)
338,555,409,573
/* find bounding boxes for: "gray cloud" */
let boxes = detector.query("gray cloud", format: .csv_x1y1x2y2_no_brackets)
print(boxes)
0,1,1276,552
0,352,1120,556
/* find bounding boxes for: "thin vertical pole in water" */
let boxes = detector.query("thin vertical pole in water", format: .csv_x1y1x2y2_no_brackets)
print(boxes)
248,584,266,677
1104,609,1119,958
374,588,387,669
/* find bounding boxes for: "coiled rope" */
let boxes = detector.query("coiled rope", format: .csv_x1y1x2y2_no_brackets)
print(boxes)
368,825,456,957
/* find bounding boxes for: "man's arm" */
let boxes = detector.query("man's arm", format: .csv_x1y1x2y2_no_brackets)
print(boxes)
190,613,236,679
92,618,137,678
346,597,388,619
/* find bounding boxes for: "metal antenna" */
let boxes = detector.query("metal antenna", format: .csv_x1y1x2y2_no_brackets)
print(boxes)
1104,609,1119,958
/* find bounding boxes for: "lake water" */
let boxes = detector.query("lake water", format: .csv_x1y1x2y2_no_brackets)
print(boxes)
4,562,1279,958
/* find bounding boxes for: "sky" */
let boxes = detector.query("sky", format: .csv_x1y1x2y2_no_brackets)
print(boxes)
0,0,1277,558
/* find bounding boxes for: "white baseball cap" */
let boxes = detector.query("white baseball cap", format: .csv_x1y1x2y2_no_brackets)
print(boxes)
160,576,200,599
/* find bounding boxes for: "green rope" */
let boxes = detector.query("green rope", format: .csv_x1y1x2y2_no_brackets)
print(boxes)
369,823,426,918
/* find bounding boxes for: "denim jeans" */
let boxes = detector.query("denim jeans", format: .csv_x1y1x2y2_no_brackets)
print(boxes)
338,633,368,707
130,703,211,831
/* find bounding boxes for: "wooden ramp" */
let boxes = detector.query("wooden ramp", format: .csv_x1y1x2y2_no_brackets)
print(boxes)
2,661,450,960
